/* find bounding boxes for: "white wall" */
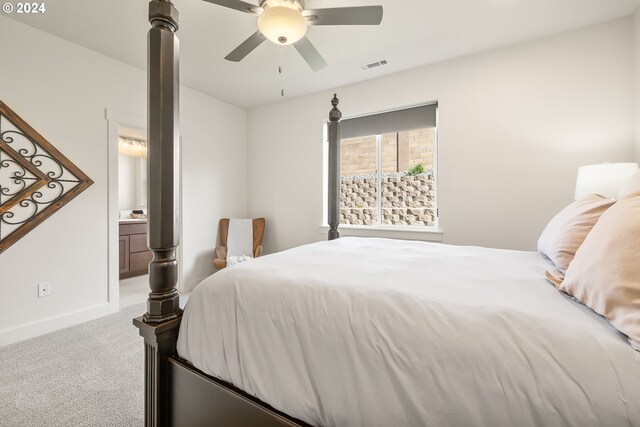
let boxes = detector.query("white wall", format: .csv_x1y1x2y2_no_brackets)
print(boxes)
118,154,138,211
247,17,636,254
180,84,248,289
635,9,640,161
0,16,247,345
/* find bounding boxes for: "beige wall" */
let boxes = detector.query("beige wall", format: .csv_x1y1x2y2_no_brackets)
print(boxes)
635,8,640,161
0,16,247,345
340,136,377,175
341,173,436,226
248,17,636,254
397,129,435,173
340,129,436,176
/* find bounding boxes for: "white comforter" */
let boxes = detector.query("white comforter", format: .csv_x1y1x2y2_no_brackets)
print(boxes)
177,237,640,427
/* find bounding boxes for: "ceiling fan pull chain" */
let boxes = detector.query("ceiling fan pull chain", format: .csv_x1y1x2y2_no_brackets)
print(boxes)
279,45,285,97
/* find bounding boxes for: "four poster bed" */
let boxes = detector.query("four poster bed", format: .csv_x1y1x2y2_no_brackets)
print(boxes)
134,1,640,426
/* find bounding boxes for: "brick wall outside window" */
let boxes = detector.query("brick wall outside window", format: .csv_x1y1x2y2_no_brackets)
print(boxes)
340,128,436,176
339,127,437,226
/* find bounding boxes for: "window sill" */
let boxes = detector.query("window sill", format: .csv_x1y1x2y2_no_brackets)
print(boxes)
318,225,443,243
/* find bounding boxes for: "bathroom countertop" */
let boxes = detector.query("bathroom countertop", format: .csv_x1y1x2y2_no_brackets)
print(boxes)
119,218,147,224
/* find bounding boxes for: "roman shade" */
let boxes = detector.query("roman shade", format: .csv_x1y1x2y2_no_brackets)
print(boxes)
341,103,437,139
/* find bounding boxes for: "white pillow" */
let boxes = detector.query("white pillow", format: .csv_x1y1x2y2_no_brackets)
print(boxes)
537,194,615,273
616,170,640,200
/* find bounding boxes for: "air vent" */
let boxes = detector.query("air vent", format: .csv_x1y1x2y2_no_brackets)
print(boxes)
360,59,388,71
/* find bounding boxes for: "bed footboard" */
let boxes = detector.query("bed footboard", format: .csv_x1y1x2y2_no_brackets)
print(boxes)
133,316,181,426
169,357,309,426
134,316,309,427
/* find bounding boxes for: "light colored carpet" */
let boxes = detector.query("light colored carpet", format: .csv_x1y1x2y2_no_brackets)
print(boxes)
0,303,148,427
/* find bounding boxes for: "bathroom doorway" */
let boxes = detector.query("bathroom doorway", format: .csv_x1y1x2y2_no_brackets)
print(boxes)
117,126,151,308
106,109,183,313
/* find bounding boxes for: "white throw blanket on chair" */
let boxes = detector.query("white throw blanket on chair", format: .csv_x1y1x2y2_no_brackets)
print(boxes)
226,219,254,266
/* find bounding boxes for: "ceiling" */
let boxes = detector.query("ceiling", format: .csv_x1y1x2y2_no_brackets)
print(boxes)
7,0,640,109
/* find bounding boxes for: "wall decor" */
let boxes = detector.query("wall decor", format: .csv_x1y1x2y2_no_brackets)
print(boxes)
0,100,94,254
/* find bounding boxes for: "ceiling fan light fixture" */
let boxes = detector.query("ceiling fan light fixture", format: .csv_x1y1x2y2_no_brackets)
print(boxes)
257,6,307,45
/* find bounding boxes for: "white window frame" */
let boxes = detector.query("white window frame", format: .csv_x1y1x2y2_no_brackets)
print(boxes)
321,108,442,242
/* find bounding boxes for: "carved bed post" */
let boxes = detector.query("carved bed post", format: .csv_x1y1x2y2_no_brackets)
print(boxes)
133,0,182,426
327,94,342,240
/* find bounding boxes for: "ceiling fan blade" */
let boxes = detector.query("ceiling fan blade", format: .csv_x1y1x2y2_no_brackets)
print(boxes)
225,31,267,62
202,0,261,15
294,36,328,72
303,6,383,26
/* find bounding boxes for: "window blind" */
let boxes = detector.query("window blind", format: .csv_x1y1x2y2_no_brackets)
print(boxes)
341,103,437,139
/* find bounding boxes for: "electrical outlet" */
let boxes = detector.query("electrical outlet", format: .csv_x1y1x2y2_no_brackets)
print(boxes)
38,282,51,298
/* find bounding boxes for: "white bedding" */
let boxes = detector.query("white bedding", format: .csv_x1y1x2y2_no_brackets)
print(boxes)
177,237,640,427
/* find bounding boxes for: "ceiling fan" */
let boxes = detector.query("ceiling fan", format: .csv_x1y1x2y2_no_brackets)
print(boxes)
203,0,384,71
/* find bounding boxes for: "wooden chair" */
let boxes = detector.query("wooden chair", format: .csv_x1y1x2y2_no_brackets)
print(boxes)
213,218,266,270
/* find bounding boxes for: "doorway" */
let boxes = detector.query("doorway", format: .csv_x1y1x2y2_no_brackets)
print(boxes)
117,126,150,308
106,109,183,313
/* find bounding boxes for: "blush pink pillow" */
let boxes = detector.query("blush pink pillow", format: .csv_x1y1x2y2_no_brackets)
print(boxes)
537,194,615,273
560,191,640,350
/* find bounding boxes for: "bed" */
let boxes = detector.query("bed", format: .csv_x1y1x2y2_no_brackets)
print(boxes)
177,237,640,427
133,2,639,426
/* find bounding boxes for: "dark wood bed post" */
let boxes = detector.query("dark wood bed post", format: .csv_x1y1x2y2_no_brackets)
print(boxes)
133,0,182,426
327,94,342,240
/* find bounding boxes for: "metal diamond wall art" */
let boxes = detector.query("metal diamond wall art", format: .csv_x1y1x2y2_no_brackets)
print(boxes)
0,101,93,254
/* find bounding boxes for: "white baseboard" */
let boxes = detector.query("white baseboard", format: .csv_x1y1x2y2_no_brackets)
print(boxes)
0,302,112,347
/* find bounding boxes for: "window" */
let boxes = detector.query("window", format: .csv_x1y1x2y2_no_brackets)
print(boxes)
338,104,437,228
